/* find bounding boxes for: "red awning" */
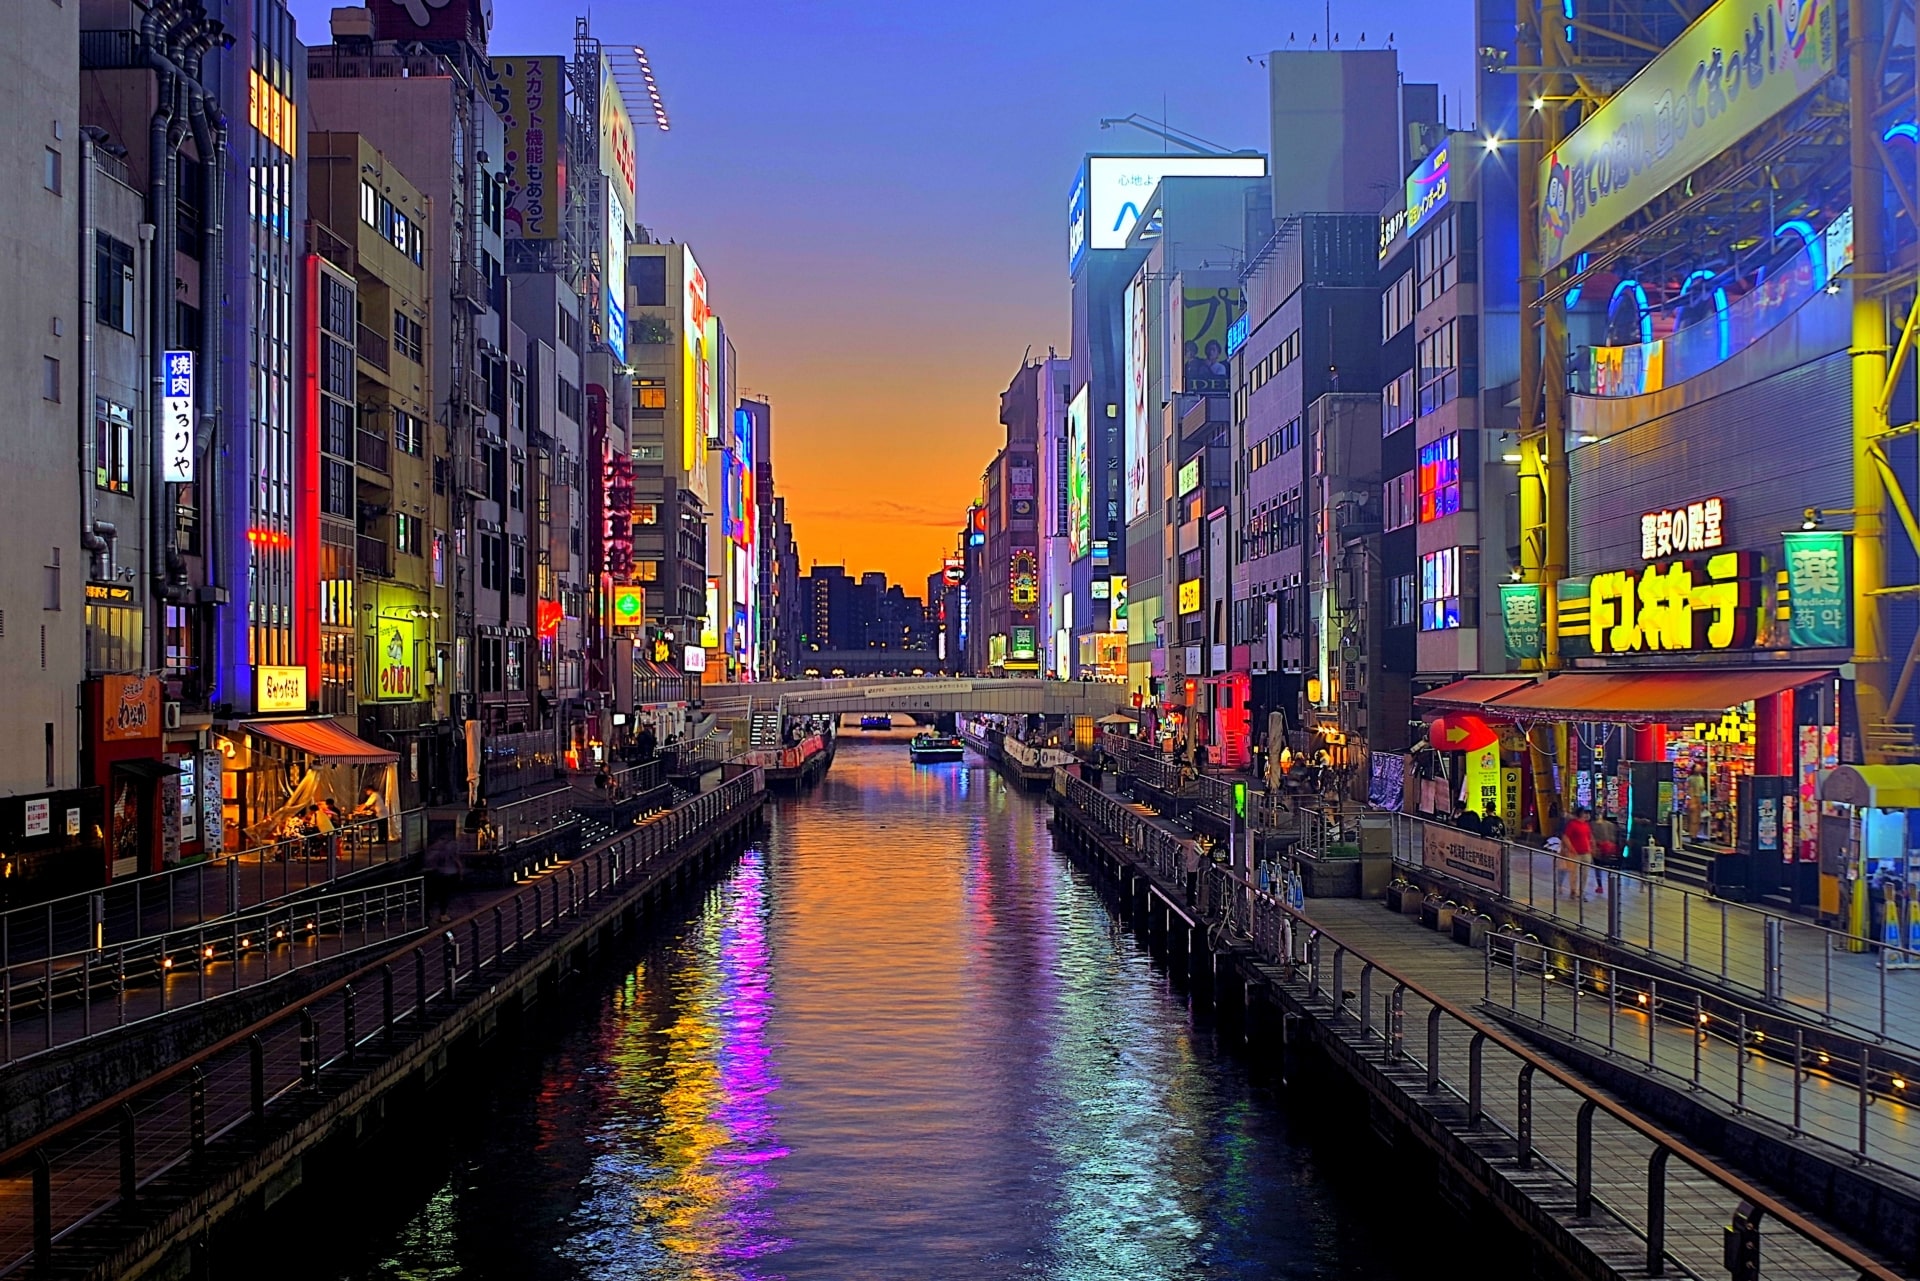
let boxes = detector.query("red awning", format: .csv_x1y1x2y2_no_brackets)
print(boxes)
1414,676,1540,710
244,718,398,764
1483,669,1829,722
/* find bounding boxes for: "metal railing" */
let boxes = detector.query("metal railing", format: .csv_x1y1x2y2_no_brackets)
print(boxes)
1058,774,1899,1281
1387,811,1920,1056
1486,937,1920,1180
481,727,564,797
0,768,764,1276
483,786,579,849
0,880,425,1066
741,735,826,772
0,819,412,973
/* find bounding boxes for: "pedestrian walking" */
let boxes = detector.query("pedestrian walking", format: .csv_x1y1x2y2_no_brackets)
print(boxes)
1561,808,1595,898
1591,810,1620,892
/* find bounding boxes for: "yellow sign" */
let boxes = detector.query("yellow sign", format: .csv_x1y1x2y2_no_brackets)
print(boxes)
1559,552,1755,658
255,666,308,714
1499,768,1523,827
1464,745,1501,820
373,618,416,701
613,586,646,627
1178,578,1203,615
248,70,298,157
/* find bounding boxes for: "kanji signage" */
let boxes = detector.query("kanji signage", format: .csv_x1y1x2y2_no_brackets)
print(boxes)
1499,583,1544,663
162,351,194,483
1782,530,1849,648
1557,551,1759,658
1639,497,1724,560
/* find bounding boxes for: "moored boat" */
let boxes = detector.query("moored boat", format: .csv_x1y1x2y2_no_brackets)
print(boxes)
908,733,966,763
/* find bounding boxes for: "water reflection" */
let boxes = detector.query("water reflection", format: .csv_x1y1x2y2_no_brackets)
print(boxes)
275,746,1419,1281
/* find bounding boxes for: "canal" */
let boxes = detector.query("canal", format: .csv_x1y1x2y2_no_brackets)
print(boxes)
234,745,1433,1280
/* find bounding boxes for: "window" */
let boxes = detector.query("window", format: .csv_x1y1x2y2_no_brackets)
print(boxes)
630,254,668,307
95,400,133,492
1247,417,1301,472
558,307,581,352
505,638,525,690
633,502,659,526
1383,470,1417,532
321,399,353,459
1381,369,1414,437
96,235,134,333
43,148,61,194
479,534,504,592
635,379,666,412
477,636,502,692
392,311,423,363
1416,318,1477,415
43,356,60,402
1416,211,1459,309
394,512,423,556
557,376,582,423
634,560,660,582
322,459,353,517
1387,572,1418,628
1420,547,1479,631
394,409,424,457
321,275,352,338
509,540,526,594
1418,433,1464,522
1382,269,1414,341
321,335,353,398
509,460,525,511
360,180,378,228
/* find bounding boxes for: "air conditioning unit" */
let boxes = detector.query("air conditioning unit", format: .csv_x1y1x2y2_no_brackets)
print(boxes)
163,702,182,730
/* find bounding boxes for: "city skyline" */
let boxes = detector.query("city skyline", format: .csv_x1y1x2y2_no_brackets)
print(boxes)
290,0,1478,585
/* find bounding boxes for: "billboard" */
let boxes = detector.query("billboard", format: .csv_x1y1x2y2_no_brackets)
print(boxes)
612,585,646,627
161,351,194,482
604,183,627,359
1404,142,1451,240
599,55,637,223
373,617,417,700
370,0,493,46
1076,155,1268,260
1124,271,1150,524
1181,288,1243,394
1539,0,1836,270
1066,387,1090,559
1110,575,1128,624
484,56,563,241
683,250,712,498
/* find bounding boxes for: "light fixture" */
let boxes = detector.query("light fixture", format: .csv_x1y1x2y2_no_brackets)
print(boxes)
1510,567,1524,582
1530,96,1544,111
1502,451,1523,464
1483,134,1502,151
1803,508,1822,530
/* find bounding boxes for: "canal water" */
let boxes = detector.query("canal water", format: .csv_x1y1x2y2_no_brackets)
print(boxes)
242,745,1432,1280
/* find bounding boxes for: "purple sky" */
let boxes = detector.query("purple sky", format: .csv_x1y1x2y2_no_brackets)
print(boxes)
289,0,1478,587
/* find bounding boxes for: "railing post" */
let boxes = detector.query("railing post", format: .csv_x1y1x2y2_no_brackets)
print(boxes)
382,964,395,1048
1646,1146,1670,1276
1726,1201,1763,1281
1331,948,1346,1018
300,1007,318,1085
1359,963,1374,1039
1389,984,1406,1061
1859,1046,1872,1160
189,1066,207,1157
1764,915,1784,1001
118,1102,137,1205
443,932,458,1001
343,984,357,1065
1427,1006,1443,1093
250,1033,265,1122
1575,1098,1597,1216
1468,1031,1487,1130
32,1147,51,1271
415,948,428,1013
1735,1012,1747,1111
1792,1026,1805,1135
1692,993,1703,1088
1516,1064,1534,1168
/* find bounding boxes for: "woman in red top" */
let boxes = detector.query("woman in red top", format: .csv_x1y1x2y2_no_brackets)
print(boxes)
1560,808,1594,898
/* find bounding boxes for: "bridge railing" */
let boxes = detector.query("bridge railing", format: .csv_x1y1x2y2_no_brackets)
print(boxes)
1057,775,1902,1281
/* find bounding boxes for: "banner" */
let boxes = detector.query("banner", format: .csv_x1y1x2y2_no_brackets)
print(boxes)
1181,287,1243,394
1539,0,1837,271
1419,819,1508,894
1783,530,1848,648
1066,387,1090,558
1500,583,1545,664
162,351,194,482
483,56,564,241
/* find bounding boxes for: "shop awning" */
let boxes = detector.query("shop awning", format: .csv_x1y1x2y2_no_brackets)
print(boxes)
1414,676,1539,710
244,718,398,765
1482,668,1828,722
111,758,182,781
1823,765,1920,809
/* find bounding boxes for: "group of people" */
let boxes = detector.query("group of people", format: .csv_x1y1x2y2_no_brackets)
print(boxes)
274,787,390,861
1453,799,1622,895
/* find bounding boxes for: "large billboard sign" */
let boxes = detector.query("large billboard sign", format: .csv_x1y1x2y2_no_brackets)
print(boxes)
371,0,494,47
604,182,627,359
1123,271,1150,524
1539,0,1836,271
1066,387,1090,559
599,55,637,224
1072,154,1268,264
483,56,563,241
683,250,711,497
1181,287,1243,394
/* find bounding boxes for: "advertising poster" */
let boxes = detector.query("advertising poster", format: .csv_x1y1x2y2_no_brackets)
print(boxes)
100,674,161,742
1463,745,1501,820
375,617,417,701
1500,583,1545,664
1539,0,1837,270
1066,387,1090,558
1783,531,1849,648
1181,287,1242,394
484,56,563,240
1124,273,1150,523
1420,820,1507,894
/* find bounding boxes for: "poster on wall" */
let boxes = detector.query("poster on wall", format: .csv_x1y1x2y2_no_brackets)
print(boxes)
1499,584,1545,664
1181,287,1243,394
1783,531,1849,648
1124,273,1150,524
1066,387,1090,559
482,56,564,240
1420,822,1507,894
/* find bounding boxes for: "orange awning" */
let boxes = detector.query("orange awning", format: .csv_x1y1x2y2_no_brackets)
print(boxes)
1484,669,1828,722
244,718,397,764
1415,676,1539,710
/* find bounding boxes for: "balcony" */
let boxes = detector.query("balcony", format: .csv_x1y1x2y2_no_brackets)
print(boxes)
356,429,390,475
451,263,488,312
356,323,389,372
461,454,492,498
356,535,391,577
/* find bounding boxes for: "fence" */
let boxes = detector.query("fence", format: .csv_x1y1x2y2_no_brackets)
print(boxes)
1059,775,1897,1281
0,768,764,1277
0,880,424,1066
485,786,580,849
1387,811,1920,1057
0,818,414,974
1486,937,1920,1182
480,727,564,798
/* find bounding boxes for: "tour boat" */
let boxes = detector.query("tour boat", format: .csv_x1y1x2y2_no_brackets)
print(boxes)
908,733,966,763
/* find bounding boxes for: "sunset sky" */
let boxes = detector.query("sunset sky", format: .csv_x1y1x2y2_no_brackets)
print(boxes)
290,0,1475,591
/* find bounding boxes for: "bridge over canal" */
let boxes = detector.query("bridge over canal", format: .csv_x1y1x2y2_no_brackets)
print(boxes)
700,676,1130,719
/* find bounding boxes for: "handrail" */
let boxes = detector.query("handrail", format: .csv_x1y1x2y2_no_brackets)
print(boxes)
0,768,764,1181
1058,774,1901,1281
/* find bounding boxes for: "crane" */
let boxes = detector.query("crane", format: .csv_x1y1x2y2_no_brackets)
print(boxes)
1096,114,1252,157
